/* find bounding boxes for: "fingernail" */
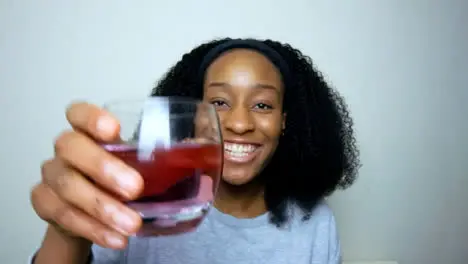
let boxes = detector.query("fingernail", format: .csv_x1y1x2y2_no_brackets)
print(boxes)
104,204,138,234
104,232,124,248
103,162,139,195
113,212,138,234
97,115,116,135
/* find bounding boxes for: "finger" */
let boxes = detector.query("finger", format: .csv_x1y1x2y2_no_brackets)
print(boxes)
31,183,128,249
41,160,141,235
65,101,120,142
53,132,143,199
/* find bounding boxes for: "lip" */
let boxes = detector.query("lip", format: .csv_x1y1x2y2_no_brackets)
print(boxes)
223,139,261,146
223,140,262,164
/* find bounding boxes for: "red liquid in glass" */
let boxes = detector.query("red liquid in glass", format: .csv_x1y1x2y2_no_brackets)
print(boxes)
103,142,221,236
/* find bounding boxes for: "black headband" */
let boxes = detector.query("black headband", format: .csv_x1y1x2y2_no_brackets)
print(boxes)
197,39,291,90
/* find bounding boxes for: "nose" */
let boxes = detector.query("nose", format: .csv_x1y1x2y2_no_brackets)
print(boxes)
223,106,255,135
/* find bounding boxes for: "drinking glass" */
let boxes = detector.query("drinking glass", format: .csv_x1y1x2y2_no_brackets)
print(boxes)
102,97,223,236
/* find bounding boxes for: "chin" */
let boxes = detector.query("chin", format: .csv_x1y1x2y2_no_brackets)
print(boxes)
221,171,257,186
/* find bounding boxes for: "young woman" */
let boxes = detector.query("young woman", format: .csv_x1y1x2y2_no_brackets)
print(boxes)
31,38,360,264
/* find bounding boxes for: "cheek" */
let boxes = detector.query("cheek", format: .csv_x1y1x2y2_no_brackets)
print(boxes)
255,114,283,139
216,112,227,128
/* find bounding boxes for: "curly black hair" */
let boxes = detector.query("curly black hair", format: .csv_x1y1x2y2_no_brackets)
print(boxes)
151,38,360,227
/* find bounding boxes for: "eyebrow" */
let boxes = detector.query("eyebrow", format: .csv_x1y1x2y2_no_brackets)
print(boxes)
207,82,279,92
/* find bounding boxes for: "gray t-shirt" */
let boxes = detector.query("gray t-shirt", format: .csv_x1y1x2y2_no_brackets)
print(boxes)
90,201,341,264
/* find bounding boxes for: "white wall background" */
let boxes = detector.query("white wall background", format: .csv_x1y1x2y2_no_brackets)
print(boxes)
1,0,467,263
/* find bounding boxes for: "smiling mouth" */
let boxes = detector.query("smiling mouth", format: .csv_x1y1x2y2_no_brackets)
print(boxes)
224,142,260,163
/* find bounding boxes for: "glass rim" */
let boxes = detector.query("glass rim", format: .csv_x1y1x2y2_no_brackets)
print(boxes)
106,112,211,120
102,96,219,121
103,96,208,109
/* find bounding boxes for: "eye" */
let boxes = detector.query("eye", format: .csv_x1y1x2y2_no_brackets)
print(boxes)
254,103,273,110
210,99,229,109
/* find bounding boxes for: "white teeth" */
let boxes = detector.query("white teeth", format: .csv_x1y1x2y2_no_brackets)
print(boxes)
224,143,256,156
228,152,248,158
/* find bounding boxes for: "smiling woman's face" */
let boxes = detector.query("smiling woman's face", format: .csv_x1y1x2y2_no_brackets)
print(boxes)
203,49,286,186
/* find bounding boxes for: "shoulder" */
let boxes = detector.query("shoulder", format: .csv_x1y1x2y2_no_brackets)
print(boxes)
291,200,341,246
292,199,342,262
290,199,337,227
308,200,339,242
311,199,335,219
285,199,340,243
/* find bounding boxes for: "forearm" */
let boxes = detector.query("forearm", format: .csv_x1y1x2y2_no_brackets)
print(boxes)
33,225,92,264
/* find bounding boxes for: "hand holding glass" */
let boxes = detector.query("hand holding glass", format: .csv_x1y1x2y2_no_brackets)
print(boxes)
102,97,222,236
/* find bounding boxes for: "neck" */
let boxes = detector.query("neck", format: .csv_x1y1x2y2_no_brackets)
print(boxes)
213,180,267,218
